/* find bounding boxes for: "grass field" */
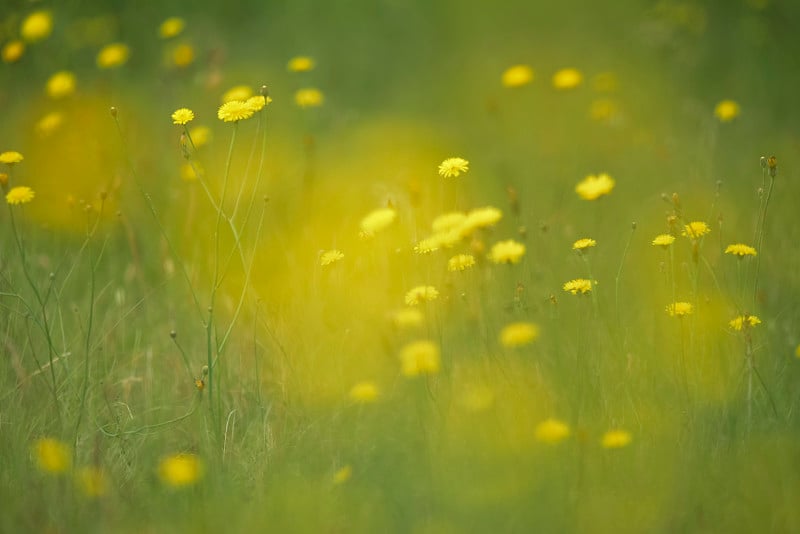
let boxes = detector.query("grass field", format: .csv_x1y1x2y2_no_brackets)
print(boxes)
2,1,800,532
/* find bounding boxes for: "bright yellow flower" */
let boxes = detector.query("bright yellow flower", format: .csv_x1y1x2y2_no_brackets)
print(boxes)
2,40,25,63
333,465,352,484
21,11,53,43
172,44,194,67
217,100,255,123
96,43,129,69
682,221,710,239
725,243,757,257
159,17,185,39
499,322,539,347
448,254,475,272
601,429,632,449
535,418,571,444
320,249,344,266
295,88,324,108
572,238,596,251
501,64,534,88
413,236,441,254
405,285,439,306
488,239,525,264
552,68,583,90
171,108,194,125
666,301,693,317
652,234,675,247
6,186,35,205
391,307,424,329
75,467,108,498
288,56,315,72
400,340,441,377
438,157,469,178
222,85,253,103
714,100,740,122
36,111,64,137
349,381,379,403
46,71,76,99
729,314,761,331
245,95,271,113
461,206,503,236
360,207,396,236
33,438,71,474
158,453,203,488
563,278,592,295
575,173,615,200
0,151,24,164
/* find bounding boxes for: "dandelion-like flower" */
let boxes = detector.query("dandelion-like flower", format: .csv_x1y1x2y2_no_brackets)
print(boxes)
46,71,76,99
349,381,379,403
714,100,740,122
601,429,632,449
501,65,534,88
360,207,396,236
572,238,596,251
96,43,130,69
295,88,324,108
2,40,25,63
499,322,539,348
217,100,255,123
725,243,757,258
666,302,693,317
159,17,185,39
552,68,583,90
488,239,525,264
158,453,203,488
448,254,475,272
682,221,710,239
288,56,315,72
729,314,761,331
652,234,675,248
391,307,424,329
432,211,467,234
438,157,469,178
6,186,35,205
535,418,571,444
400,340,441,377
405,285,439,306
320,249,344,266
76,467,108,498
563,279,592,295
413,236,441,255
21,11,53,43
0,151,24,164
245,95,272,113
575,173,615,200
33,438,71,474
221,85,253,103
171,108,194,125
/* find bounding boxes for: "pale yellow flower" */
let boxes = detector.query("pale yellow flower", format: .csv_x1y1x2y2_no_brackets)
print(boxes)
405,285,439,306
36,111,64,137
501,65,534,88
2,40,25,63
499,322,539,347
0,151,24,164
171,44,194,67
725,243,756,257
21,11,53,43
295,88,324,108
360,207,396,236
652,234,675,247
400,340,441,377
535,418,571,444
217,100,255,123
171,108,194,125
552,68,583,90
245,95,271,113
188,125,211,148
6,186,35,205
575,173,615,200
666,302,693,317
391,307,424,329
461,206,503,236
488,239,525,264
563,279,592,295
46,71,76,99
601,429,632,449
432,211,467,234
333,465,352,484
448,254,475,272
349,381,379,403
682,221,710,239
714,100,740,122
320,249,344,266
97,43,129,69
729,314,761,331
288,56,315,72
438,157,469,178
572,238,596,251
222,85,253,103
158,453,203,488
159,17,185,39
33,438,70,474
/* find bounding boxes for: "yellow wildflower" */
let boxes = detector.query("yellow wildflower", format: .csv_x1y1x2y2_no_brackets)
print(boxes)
75,467,108,498
6,186,35,205
432,211,467,234
652,234,675,247
245,95,271,113
666,302,693,317
714,100,740,122
448,254,475,272
729,314,761,331
217,100,255,123
349,381,379,403
2,40,25,63
96,43,129,69
461,206,503,236
158,453,203,488
36,111,64,137
333,465,352,484
563,279,592,295
601,429,632,449
288,56,315,72
21,11,53,43
400,340,441,377
360,207,396,236
488,239,525,264
171,44,194,67
552,68,583,90
33,438,70,474
0,151,24,164
159,17,185,39
171,108,194,125
438,157,469,178
682,221,710,239
572,238,596,251
501,64,534,88
320,249,344,266
413,236,441,254
46,71,76,99
725,243,757,257
405,285,439,306
295,88,324,108
575,173,615,200
535,418,571,444
499,322,539,348
222,85,253,103
391,307,424,329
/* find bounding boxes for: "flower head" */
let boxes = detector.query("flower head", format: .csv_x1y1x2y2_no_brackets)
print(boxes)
725,243,756,258
413,236,441,255
159,17,185,39
438,157,469,178
448,254,476,272
6,186,35,205
666,302,693,317
502,64,534,88
575,173,615,200
563,279,592,295
189,125,211,148
320,249,344,266
46,71,76,99
288,56,315,72
461,206,503,236
36,112,64,137
171,108,194,125
245,95,271,113
0,151,24,164
432,211,467,233
217,100,255,123
572,238,596,251
535,418,571,444
601,429,632,449
349,381,379,403
488,239,525,264
682,221,710,239
400,340,441,377
21,11,53,43
2,40,25,63
295,88,324,108
222,85,253,103
158,453,203,488
405,285,439,306
552,68,583,90
171,44,195,67
33,438,71,474
729,314,761,331
97,43,129,69
360,207,396,236
652,234,675,248
499,322,539,348
714,100,740,122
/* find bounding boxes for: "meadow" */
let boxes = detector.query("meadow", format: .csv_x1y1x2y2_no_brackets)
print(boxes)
1,1,800,532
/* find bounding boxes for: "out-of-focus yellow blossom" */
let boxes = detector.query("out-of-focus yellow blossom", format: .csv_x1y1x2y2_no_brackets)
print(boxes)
499,322,539,347
180,162,199,182
320,249,344,266
400,340,441,377
76,467,108,498
729,314,761,331
36,111,64,137
652,234,675,247
572,238,596,251
405,285,439,306
295,88,324,108
488,239,525,264
501,64,534,88
159,17,185,39
333,465,352,484
33,438,70,474
158,453,203,488
46,71,76,99
714,100,740,122
447,254,475,272
575,173,615,200
391,308,424,329
535,418,571,444
666,302,693,317
552,68,583,90
360,207,396,236
188,125,211,148
0,151,24,164
461,206,503,236
432,212,467,234
349,381,379,403
96,43,129,69
601,430,632,449
21,11,53,43
222,85,253,104
288,56,315,72
245,95,271,113
589,99,618,121
2,40,25,63
172,43,194,67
